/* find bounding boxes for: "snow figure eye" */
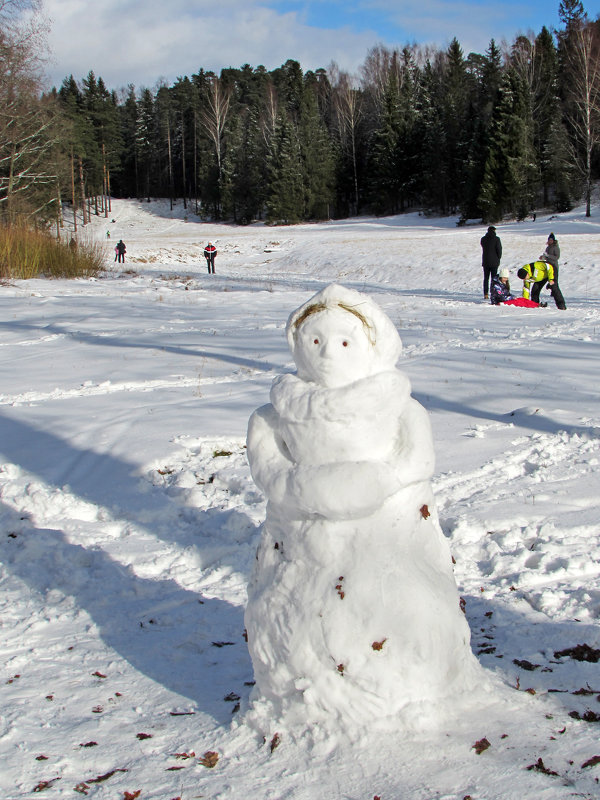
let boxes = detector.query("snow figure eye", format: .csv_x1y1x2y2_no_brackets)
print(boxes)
342,341,348,347
313,338,319,344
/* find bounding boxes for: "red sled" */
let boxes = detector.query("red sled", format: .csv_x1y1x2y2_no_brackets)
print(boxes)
502,297,540,308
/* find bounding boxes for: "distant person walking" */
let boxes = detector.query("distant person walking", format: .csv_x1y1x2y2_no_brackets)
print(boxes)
480,225,502,300
204,242,217,274
115,240,126,263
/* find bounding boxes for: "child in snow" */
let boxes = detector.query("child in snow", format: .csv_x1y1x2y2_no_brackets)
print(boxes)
244,284,482,733
491,268,543,308
490,267,512,304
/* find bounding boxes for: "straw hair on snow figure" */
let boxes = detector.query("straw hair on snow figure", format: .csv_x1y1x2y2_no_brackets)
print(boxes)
244,284,482,736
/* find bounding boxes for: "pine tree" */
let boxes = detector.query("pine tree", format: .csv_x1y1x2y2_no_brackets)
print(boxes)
419,58,447,213
440,38,472,214
135,88,156,200
118,85,139,198
460,41,502,221
298,79,335,219
478,68,537,221
226,104,264,223
266,112,304,223
368,67,402,214
155,85,176,209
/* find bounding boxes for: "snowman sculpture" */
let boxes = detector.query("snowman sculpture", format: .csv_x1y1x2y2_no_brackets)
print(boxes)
245,284,479,731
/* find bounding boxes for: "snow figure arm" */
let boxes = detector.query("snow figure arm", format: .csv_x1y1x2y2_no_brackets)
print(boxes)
248,404,332,518
388,398,436,487
248,404,401,520
294,397,436,520
246,404,298,508
289,460,402,520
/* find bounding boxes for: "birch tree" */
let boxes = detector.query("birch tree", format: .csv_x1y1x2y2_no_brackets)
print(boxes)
558,3,600,216
199,74,232,216
0,0,61,220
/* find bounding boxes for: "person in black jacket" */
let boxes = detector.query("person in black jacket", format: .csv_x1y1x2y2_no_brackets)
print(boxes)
480,226,502,300
115,240,126,263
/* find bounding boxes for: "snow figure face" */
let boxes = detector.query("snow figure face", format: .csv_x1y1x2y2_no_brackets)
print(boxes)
293,306,375,388
287,284,403,384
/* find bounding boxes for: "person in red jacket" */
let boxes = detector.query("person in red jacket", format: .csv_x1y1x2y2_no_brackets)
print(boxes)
203,242,217,274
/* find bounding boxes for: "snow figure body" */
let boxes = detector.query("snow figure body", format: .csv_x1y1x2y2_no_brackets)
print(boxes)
245,284,478,731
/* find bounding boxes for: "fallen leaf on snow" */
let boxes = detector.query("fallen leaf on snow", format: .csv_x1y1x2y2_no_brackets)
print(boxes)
472,737,491,755
554,644,600,662
526,757,558,776
570,710,600,722
513,659,540,671
33,777,61,792
86,769,128,784
199,751,219,768
582,756,600,769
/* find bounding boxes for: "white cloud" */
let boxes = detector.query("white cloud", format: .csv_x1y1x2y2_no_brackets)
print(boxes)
41,0,562,91
42,0,378,90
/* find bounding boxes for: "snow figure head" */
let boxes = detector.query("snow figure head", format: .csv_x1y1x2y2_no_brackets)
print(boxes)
287,284,402,388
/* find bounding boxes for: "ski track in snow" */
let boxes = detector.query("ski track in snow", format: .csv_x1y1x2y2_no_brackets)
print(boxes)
0,372,273,407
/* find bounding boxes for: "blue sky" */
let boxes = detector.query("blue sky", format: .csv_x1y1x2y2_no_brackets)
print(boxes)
42,0,600,91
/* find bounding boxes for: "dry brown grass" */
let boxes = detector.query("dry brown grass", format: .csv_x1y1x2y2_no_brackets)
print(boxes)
0,224,104,279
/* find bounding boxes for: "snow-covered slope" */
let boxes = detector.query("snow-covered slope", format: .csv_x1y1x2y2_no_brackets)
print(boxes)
1,198,600,799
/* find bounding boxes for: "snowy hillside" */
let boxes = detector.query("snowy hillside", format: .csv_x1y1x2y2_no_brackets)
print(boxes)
1,198,600,799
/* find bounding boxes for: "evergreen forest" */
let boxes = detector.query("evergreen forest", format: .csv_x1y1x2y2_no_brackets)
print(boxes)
3,0,600,228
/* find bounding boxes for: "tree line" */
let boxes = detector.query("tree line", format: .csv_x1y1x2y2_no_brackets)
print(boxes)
2,0,600,229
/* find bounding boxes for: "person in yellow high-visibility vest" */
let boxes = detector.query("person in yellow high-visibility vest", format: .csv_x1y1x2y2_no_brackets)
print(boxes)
517,261,566,309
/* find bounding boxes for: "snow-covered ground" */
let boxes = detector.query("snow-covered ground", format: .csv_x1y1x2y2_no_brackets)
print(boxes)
1,198,600,800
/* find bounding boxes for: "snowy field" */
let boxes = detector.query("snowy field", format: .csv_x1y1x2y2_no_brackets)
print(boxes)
1,197,600,800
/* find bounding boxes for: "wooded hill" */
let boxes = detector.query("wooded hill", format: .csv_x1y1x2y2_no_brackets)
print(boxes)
3,0,600,227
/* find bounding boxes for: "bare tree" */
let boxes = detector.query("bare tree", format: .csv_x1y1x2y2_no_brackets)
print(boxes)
510,34,555,120
260,81,279,152
0,0,61,220
329,63,363,214
559,14,600,216
200,74,232,186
